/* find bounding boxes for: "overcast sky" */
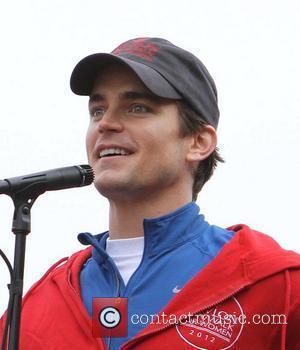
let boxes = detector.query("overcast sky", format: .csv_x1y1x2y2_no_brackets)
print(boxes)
0,0,299,313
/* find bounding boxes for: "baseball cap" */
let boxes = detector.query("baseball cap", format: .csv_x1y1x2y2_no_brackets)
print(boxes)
70,37,219,128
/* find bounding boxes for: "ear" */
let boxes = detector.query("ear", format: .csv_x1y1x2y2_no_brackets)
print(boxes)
186,125,217,163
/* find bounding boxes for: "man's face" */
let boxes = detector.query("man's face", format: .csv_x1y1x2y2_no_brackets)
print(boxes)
86,62,193,201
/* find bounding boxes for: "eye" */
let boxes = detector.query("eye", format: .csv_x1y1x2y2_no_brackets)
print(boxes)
129,104,149,113
90,107,105,119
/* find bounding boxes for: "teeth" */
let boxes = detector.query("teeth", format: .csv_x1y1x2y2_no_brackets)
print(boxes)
99,147,130,158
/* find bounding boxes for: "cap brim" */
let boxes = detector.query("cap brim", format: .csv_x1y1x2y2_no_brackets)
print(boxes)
70,53,181,99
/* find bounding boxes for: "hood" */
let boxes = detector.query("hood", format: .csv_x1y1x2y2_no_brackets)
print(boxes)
125,224,300,337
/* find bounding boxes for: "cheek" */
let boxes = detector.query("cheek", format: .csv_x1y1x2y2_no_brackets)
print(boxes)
140,121,179,146
140,130,183,165
85,125,96,158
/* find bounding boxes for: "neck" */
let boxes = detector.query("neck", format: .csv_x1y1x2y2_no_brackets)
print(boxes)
108,188,192,239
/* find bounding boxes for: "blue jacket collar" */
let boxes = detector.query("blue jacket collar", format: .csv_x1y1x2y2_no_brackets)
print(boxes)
78,202,209,263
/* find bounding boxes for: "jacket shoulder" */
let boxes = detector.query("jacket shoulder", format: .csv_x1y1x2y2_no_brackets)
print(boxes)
1,247,94,349
228,224,300,264
24,246,92,297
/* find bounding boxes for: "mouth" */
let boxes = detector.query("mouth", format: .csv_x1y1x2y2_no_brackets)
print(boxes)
98,147,134,159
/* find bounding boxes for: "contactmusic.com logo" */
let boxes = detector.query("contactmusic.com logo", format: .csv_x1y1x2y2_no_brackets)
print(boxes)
92,298,128,337
92,296,245,349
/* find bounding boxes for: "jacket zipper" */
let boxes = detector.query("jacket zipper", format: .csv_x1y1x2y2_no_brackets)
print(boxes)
107,230,148,349
107,262,121,350
66,268,108,350
121,284,247,349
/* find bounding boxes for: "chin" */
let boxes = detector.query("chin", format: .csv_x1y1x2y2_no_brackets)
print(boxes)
93,176,131,199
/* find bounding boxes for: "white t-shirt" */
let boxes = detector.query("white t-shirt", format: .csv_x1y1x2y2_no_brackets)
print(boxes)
106,236,144,285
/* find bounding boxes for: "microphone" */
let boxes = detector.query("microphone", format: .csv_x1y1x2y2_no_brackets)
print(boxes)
0,165,94,198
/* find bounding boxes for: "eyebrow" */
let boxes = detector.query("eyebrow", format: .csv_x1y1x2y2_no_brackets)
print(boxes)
89,90,158,105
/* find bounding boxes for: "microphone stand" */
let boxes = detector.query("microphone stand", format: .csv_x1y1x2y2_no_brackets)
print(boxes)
0,164,94,349
6,194,38,350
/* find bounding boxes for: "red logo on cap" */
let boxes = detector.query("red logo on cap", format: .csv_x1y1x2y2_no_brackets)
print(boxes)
112,38,159,62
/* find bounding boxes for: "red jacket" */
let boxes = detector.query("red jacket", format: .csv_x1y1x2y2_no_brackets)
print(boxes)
1,225,300,349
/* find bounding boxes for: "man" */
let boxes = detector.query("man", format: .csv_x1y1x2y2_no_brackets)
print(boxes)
1,37,300,349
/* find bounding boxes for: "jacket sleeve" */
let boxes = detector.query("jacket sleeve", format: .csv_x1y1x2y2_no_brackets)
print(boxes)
286,269,300,349
0,312,46,350
0,312,7,348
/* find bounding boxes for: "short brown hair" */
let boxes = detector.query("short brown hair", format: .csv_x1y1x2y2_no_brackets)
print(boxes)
177,101,224,201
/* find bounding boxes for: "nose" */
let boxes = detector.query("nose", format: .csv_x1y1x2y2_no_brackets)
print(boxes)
96,109,124,134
